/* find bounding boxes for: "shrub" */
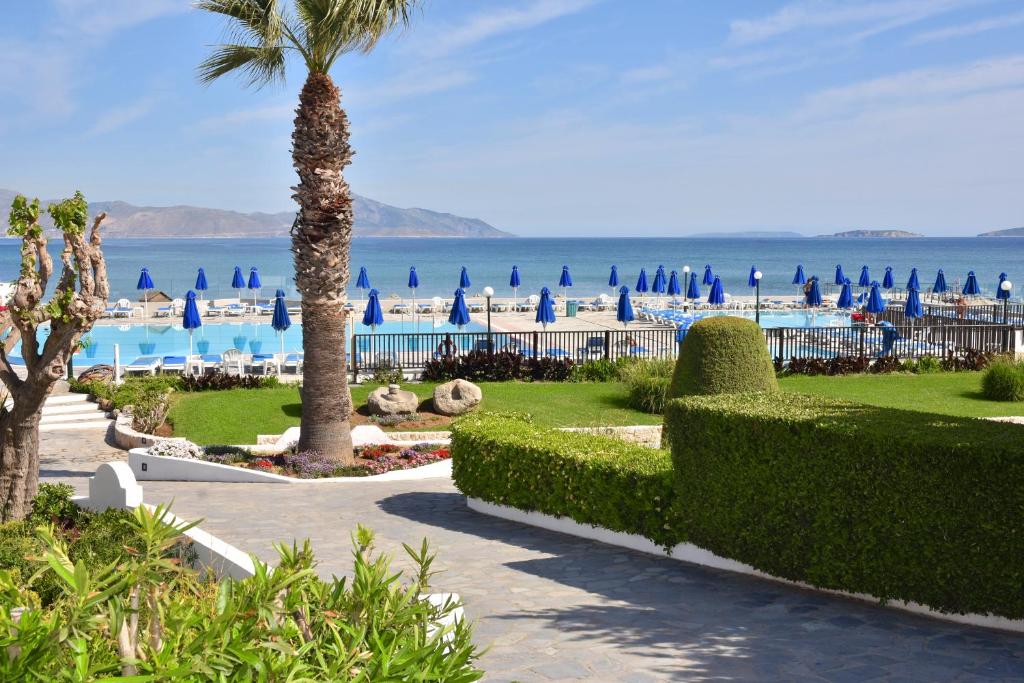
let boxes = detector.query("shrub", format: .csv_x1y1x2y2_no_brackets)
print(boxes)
981,361,1024,401
668,317,777,398
569,357,639,382
618,359,674,413
664,392,1024,618
148,439,204,459
130,388,171,433
914,355,942,373
283,450,344,479
179,373,280,392
421,350,573,382
370,360,404,384
942,348,994,371
202,444,252,463
451,413,677,548
369,412,421,427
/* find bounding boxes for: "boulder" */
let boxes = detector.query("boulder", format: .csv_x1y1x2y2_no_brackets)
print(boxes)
433,379,482,416
77,364,115,384
367,384,419,416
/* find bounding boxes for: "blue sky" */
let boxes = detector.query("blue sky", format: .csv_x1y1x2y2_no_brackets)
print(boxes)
1,0,1022,236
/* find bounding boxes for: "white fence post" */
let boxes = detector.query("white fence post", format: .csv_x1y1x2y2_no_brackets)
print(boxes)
113,343,122,385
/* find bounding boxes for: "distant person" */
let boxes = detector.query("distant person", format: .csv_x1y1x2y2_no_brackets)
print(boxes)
955,296,967,319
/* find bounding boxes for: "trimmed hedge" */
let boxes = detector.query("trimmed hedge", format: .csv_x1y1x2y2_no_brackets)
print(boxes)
450,413,678,548
665,392,1024,618
668,316,777,398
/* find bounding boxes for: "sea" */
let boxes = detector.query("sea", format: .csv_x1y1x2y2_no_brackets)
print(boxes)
2,236,1023,302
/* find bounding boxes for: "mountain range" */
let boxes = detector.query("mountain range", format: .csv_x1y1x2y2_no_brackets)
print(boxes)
0,189,511,239
978,227,1024,237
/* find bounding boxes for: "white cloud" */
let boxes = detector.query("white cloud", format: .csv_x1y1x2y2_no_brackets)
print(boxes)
907,9,1024,45
87,96,159,136
52,0,188,37
729,0,981,45
418,0,598,57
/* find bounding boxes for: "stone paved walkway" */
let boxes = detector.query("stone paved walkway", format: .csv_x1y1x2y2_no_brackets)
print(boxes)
37,424,1024,682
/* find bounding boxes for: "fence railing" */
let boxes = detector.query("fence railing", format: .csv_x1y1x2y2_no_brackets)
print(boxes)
763,323,1013,361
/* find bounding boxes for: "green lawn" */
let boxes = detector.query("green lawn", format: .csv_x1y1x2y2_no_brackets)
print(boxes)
168,382,661,445
778,371,1024,417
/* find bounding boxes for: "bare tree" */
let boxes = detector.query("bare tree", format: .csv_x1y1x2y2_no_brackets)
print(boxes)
0,192,109,521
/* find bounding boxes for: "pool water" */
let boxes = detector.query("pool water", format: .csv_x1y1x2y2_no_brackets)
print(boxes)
707,310,852,328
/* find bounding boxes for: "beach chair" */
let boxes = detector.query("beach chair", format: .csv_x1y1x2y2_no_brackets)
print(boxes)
153,304,173,318
287,304,301,315
416,302,435,315
283,352,304,374
124,356,162,375
580,336,605,360
516,294,539,312
256,303,274,316
221,348,244,375
111,298,133,318
545,347,570,359
249,353,278,375
473,339,492,353
161,356,187,373
198,354,223,373
205,303,226,317
225,303,246,317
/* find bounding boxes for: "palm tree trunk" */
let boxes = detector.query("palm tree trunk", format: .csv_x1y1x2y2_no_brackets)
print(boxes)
291,72,354,463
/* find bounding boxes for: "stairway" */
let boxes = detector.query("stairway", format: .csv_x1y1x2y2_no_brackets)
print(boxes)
39,393,111,432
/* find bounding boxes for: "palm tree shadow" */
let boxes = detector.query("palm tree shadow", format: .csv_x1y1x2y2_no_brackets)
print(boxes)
281,403,302,417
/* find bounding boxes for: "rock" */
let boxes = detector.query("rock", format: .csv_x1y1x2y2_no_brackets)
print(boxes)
77,364,114,384
367,384,419,416
433,379,482,416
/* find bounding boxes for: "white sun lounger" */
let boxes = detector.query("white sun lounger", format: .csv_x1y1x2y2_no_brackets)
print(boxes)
124,356,162,375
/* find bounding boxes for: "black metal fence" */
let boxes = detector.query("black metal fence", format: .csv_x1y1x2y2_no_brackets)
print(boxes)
763,323,1013,361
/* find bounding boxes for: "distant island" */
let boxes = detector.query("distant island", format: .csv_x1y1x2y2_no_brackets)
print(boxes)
687,230,805,238
819,229,924,238
978,227,1024,237
0,188,511,239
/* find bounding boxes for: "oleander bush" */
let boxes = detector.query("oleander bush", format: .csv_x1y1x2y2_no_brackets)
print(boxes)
981,360,1024,401
451,413,678,547
0,497,482,680
664,392,1024,618
422,350,573,382
668,316,777,399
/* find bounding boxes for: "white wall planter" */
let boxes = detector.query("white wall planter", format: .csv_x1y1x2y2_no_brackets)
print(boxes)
467,497,1024,634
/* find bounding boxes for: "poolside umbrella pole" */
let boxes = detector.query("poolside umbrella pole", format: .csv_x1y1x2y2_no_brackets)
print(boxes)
805,276,822,309
271,288,291,361
667,270,681,303
137,267,154,318
195,267,208,302
963,270,980,299
559,265,573,309
362,289,384,362
449,288,470,330
652,265,666,309
247,267,262,307
608,265,619,297
356,266,370,301
636,268,649,304
837,278,854,310
231,266,245,304
408,266,419,313
905,286,922,332
182,290,202,362
793,264,807,301
536,287,556,331
933,269,948,302
858,266,871,296
686,272,700,306
708,276,725,307
616,286,634,329
510,265,521,307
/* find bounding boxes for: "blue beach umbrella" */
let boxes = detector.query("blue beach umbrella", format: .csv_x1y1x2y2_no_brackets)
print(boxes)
837,279,854,309
636,269,649,296
708,276,725,306
997,272,1010,300
608,265,619,294
963,270,980,296
231,266,245,303
448,288,470,329
805,277,822,308
362,289,384,332
834,265,845,286
459,266,471,290
933,269,948,294
407,267,420,309
702,264,714,286
748,265,758,289
509,265,521,305
355,266,371,300
793,264,807,286
905,287,922,320
195,268,208,301
536,287,556,330
858,266,871,288
652,265,667,295
182,290,202,358
247,267,262,306
137,267,154,314
667,270,682,297
907,268,920,291
272,288,291,356
616,286,634,328
883,267,894,289
559,265,573,303
686,272,701,301
866,281,886,314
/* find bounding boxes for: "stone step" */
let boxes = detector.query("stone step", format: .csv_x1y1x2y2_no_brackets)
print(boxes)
40,410,107,423
41,402,104,416
39,419,111,432
44,393,92,406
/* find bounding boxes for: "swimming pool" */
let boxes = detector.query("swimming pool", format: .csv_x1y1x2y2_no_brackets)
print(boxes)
16,319,487,367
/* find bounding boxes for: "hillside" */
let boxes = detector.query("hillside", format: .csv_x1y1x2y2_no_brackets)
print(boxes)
820,229,924,238
978,227,1024,237
0,189,510,239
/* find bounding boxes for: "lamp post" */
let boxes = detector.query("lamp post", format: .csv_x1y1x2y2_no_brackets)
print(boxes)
682,265,690,310
483,286,494,354
754,270,763,325
1001,280,1012,325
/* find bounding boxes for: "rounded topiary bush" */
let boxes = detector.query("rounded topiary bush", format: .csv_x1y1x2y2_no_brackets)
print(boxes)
668,316,778,398
981,361,1024,401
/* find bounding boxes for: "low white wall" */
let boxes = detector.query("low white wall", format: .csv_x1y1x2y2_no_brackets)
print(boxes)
561,425,662,449
467,497,1024,634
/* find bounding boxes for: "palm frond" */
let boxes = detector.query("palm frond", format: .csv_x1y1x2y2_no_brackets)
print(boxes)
195,0,296,85
198,44,287,86
294,0,419,72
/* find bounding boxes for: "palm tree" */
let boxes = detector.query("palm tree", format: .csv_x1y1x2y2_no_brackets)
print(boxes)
196,0,418,463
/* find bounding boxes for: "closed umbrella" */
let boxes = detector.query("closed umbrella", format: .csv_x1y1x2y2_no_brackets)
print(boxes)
362,288,384,332
652,265,667,294
559,265,573,304
536,287,556,330
997,272,1010,300
933,269,948,295
195,267,208,302
907,268,920,291
837,278,854,309
231,266,245,303
686,272,700,302
866,281,886,314
459,266,471,290
793,264,807,286
708,276,725,306
635,268,649,297
667,270,682,298
702,264,714,286
356,266,371,300
962,271,980,296
247,267,262,307
608,265,619,296
182,290,202,359
137,267,154,316
407,267,419,310
448,288,470,329
883,267,894,289
616,286,634,328
834,265,845,286
805,276,822,308
905,286,922,320
858,266,871,288
271,288,291,357
510,265,521,306
748,265,758,289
